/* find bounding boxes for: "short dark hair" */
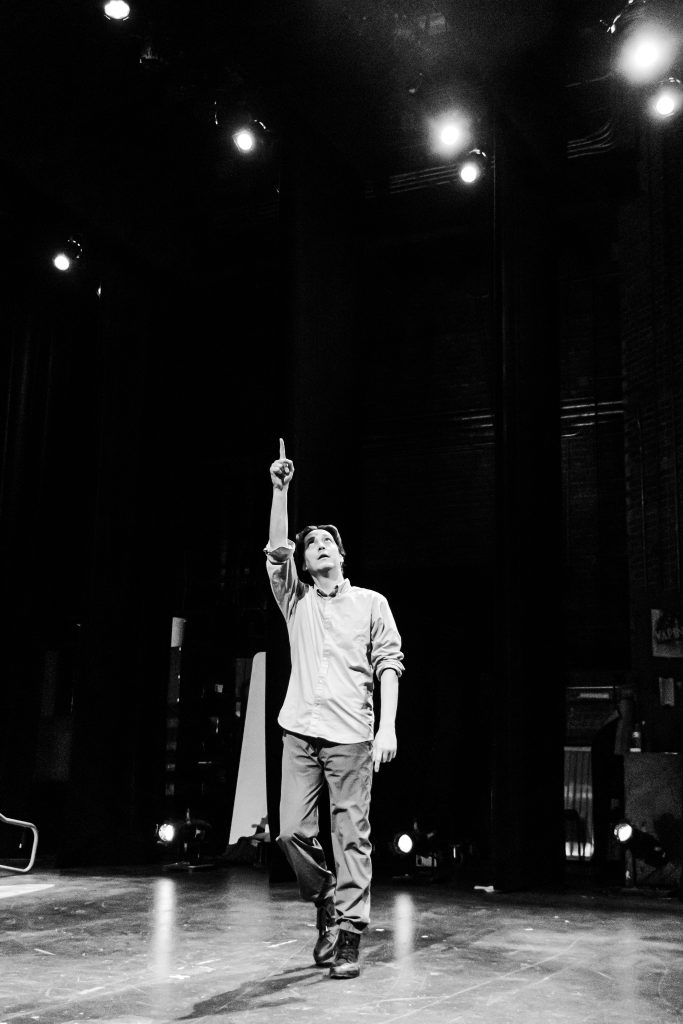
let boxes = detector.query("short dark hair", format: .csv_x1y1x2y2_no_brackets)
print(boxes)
294,524,347,578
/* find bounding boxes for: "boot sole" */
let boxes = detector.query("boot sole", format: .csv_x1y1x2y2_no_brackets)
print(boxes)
329,966,360,979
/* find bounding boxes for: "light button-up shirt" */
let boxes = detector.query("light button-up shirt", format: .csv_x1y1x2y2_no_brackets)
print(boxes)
266,541,404,743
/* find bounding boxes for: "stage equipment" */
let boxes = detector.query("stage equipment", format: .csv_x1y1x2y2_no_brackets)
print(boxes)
648,75,683,116
608,1,680,84
393,831,415,855
156,808,214,871
0,811,39,873
622,752,682,888
390,822,447,878
157,823,176,844
232,121,269,155
613,820,668,868
52,238,83,272
104,1,131,21
432,115,470,156
458,149,488,185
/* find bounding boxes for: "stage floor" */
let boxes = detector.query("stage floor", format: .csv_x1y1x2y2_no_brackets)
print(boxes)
1,866,681,1023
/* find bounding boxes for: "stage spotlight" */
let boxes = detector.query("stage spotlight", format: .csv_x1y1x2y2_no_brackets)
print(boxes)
104,1,131,20
389,821,452,882
610,3,679,85
613,820,668,867
394,832,415,855
614,821,634,844
52,238,83,272
157,822,176,844
156,809,214,869
621,30,676,83
233,129,255,153
436,118,467,153
231,120,268,155
458,148,488,185
649,76,683,117
430,113,471,157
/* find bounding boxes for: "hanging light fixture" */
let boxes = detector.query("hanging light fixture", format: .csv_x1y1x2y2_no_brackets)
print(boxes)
52,238,83,272
432,114,471,156
608,0,680,84
648,75,683,117
231,120,269,155
104,1,131,21
457,148,489,185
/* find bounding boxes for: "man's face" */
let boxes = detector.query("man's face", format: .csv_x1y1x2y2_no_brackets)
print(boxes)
303,529,343,576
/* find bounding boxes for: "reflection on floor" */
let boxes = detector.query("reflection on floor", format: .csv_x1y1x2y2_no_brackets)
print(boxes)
1,866,682,1023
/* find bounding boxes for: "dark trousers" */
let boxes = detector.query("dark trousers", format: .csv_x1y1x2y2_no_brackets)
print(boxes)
277,731,373,934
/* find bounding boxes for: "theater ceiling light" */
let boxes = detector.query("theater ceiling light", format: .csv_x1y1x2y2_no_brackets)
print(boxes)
231,120,269,155
458,148,488,185
104,1,131,21
649,75,683,116
609,1,680,84
52,238,83,272
432,115,471,156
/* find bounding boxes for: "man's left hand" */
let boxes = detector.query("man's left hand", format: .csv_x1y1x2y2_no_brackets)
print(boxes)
372,727,397,773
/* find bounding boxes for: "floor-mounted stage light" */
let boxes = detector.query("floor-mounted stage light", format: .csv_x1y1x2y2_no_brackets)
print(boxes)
613,819,668,885
614,821,634,844
613,820,668,865
157,822,177,844
156,809,215,871
52,238,83,272
390,822,446,880
104,1,131,20
648,75,683,117
457,148,488,185
393,831,415,855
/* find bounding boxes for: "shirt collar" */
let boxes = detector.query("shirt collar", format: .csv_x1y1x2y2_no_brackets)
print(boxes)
315,578,350,599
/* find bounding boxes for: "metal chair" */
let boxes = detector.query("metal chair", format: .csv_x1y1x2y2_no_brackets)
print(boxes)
0,811,39,873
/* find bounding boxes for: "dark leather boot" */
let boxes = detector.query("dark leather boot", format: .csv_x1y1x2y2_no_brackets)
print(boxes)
313,895,339,965
329,928,361,979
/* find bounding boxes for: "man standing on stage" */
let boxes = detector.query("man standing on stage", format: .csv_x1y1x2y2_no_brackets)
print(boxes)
266,439,404,979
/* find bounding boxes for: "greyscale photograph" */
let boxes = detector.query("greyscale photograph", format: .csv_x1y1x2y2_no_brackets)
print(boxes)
1,2,682,1022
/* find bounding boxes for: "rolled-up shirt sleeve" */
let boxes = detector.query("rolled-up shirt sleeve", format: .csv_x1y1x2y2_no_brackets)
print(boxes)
264,540,305,623
370,594,405,681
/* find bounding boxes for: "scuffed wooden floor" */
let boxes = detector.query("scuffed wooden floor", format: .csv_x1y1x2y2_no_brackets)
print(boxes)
1,867,682,1023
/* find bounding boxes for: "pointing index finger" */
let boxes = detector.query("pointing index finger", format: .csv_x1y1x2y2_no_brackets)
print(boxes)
279,437,286,461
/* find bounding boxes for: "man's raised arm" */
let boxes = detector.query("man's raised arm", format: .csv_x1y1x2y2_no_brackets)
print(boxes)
269,437,295,550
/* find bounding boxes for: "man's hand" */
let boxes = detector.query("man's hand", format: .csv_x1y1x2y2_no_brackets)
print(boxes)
372,726,397,773
270,437,295,491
